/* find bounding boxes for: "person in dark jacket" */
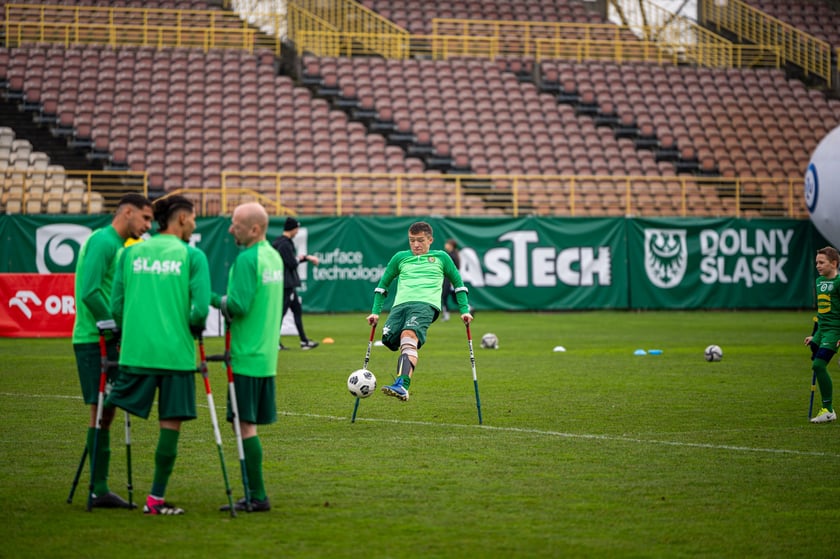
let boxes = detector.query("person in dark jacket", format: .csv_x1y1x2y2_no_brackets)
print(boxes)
441,238,460,322
271,217,320,350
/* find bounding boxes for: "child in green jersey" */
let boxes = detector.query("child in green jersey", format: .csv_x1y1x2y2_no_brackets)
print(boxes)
367,222,473,401
107,195,211,515
805,246,840,424
212,203,284,513
72,193,152,509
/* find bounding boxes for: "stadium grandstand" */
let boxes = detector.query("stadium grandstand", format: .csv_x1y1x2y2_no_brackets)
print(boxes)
1,0,839,217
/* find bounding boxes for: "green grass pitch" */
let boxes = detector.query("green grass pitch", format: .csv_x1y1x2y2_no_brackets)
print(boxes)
1,310,839,558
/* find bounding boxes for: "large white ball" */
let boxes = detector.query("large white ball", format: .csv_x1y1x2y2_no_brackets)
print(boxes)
805,126,840,247
347,369,376,398
704,344,723,362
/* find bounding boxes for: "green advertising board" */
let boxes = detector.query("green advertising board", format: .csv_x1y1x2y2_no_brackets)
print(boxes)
0,214,823,311
627,218,816,309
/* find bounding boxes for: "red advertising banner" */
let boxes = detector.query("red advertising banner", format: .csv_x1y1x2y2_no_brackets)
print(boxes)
0,274,76,337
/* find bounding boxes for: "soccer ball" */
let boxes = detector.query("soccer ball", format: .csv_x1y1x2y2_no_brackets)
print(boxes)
704,344,723,362
480,333,499,349
347,369,376,398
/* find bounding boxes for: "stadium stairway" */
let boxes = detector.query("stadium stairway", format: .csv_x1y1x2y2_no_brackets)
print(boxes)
0,93,94,172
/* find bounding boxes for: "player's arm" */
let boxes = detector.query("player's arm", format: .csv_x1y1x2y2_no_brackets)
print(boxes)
80,237,116,321
222,250,258,319
442,252,471,315
188,247,212,331
805,315,818,346
370,253,401,315
110,249,127,328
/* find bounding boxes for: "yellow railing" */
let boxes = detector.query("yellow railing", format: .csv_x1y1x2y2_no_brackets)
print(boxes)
294,29,780,68
215,172,805,219
0,169,148,214
533,38,779,67
430,17,763,69
288,0,408,59
223,0,286,52
296,28,408,58
2,170,804,218
3,4,261,51
162,187,294,218
431,19,630,58
698,0,833,86
287,3,339,56
610,0,740,67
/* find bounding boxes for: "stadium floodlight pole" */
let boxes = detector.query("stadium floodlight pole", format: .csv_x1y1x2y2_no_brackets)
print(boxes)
197,335,236,518
351,323,377,423
809,369,817,419
208,322,252,512
66,446,88,504
464,322,483,425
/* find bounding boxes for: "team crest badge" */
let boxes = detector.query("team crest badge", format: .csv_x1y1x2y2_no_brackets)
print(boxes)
644,228,687,289
35,224,92,273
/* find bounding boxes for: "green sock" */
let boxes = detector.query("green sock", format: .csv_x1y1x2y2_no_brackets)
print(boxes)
243,436,265,500
399,374,411,390
87,427,111,495
813,359,833,412
151,428,179,498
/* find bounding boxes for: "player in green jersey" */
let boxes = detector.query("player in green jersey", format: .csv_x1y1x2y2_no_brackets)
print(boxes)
72,193,152,508
367,221,473,401
805,246,840,424
106,195,211,515
212,203,284,513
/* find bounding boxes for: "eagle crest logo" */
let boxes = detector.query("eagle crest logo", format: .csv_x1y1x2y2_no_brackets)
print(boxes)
644,229,687,289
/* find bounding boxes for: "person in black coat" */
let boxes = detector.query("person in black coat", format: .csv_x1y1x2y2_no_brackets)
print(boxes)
441,238,460,321
271,217,320,350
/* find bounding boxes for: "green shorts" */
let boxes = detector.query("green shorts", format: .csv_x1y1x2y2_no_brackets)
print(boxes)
228,375,276,425
812,328,840,360
106,367,197,421
74,341,119,405
381,302,437,351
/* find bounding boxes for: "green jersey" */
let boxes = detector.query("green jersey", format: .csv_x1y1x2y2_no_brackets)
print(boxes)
112,234,211,373
371,249,469,314
214,240,284,377
72,225,123,344
815,274,840,333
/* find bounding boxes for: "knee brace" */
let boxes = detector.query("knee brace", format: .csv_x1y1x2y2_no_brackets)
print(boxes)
400,336,418,358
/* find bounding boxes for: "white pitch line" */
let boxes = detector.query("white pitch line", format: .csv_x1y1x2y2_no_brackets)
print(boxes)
3,393,836,458
0,392,81,400
282,411,840,459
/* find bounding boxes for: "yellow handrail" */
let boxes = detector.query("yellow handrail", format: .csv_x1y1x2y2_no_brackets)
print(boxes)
218,171,806,219
4,21,256,50
293,28,780,68
4,3,260,50
289,0,408,59
1,169,148,214
533,37,779,66
431,16,748,69
698,0,832,86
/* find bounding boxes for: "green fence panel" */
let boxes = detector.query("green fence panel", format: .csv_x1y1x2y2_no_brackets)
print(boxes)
0,215,822,312
628,217,817,309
